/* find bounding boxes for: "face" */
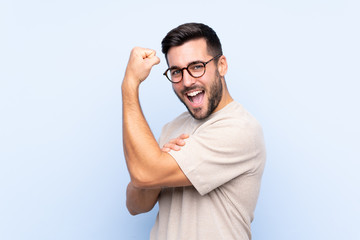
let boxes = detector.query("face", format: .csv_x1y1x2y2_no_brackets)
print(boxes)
166,39,225,120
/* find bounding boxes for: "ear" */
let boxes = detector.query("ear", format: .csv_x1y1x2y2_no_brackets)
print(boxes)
217,55,228,77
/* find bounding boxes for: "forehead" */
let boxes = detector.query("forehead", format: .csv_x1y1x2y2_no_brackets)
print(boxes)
167,38,211,67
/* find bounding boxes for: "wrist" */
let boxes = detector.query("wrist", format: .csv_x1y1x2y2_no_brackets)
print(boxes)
122,76,140,94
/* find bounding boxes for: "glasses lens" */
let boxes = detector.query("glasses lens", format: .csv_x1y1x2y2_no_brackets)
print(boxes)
167,69,182,82
188,62,205,77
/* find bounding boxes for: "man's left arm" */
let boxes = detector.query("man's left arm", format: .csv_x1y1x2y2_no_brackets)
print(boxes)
122,47,191,189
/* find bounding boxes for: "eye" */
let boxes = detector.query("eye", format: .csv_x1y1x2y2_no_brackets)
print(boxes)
171,69,182,76
189,63,205,72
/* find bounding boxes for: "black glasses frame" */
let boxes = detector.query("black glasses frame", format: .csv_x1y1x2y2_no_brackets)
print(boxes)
163,54,222,83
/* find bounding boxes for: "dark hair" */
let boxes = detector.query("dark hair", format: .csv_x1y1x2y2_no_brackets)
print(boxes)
161,23,223,60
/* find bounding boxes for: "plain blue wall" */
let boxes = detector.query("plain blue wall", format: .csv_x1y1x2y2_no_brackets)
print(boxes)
1,0,359,239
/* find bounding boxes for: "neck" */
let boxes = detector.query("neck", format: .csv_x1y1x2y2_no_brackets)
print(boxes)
214,80,233,113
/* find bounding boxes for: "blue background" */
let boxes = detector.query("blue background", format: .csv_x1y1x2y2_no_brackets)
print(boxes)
1,0,359,239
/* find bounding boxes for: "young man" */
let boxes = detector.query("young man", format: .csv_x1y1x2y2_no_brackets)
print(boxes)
122,23,266,240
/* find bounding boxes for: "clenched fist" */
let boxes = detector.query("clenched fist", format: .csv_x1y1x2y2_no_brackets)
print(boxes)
124,47,160,86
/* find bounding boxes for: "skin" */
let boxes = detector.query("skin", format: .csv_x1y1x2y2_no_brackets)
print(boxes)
161,134,189,152
123,39,233,215
168,38,233,120
126,133,189,215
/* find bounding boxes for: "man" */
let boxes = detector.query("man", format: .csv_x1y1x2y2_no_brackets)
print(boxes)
122,23,266,240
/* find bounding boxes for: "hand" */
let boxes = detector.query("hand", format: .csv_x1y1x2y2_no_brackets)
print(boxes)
161,134,189,152
124,47,160,86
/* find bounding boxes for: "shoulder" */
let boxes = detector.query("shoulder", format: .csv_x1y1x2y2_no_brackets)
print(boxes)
193,101,265,153
199,101,263,135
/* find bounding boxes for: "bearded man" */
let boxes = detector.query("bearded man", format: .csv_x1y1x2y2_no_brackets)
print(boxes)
122,22,266,240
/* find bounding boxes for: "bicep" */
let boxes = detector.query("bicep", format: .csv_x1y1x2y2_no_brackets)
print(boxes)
132,152,191,189
157,152,192,187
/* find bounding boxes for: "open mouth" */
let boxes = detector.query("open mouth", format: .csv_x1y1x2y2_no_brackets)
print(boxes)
186,90,205,106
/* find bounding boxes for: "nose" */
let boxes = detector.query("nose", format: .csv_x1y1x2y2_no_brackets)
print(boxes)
182,69,196,87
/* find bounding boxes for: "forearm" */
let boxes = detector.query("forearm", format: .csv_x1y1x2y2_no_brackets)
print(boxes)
126,182,161,215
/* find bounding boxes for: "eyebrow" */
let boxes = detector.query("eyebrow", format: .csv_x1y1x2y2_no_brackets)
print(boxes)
169,60,204,69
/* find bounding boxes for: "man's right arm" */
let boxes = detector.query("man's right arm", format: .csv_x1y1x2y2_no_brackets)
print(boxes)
126,134,189,215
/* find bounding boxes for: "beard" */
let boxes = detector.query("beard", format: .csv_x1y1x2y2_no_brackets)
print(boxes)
174,70,223,120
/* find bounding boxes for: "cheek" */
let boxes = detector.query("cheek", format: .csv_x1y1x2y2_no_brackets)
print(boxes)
201,69,216,84
172,84,182,93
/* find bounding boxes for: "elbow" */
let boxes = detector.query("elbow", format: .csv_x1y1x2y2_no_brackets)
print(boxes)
126,182,150,216
126,188,147,216
126,205,151,216
127,205,141,216
126,195,153,216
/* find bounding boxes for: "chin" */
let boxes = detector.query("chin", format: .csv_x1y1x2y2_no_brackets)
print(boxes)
189,107,211,120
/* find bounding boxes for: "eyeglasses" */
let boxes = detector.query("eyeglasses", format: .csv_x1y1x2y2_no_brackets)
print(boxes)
163,54,222,83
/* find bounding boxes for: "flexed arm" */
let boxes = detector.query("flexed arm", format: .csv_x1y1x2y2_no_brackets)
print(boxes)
126,133,188,215
122,47,191,189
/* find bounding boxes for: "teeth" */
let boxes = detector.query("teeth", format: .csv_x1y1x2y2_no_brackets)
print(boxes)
187,90,202,97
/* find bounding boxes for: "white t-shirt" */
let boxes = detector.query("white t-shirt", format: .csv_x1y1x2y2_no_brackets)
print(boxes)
150,101,266,240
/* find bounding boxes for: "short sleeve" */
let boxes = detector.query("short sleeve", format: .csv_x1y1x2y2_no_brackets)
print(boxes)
169,116,265,196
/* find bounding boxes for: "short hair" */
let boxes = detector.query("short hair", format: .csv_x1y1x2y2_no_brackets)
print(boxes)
161,23,223,60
